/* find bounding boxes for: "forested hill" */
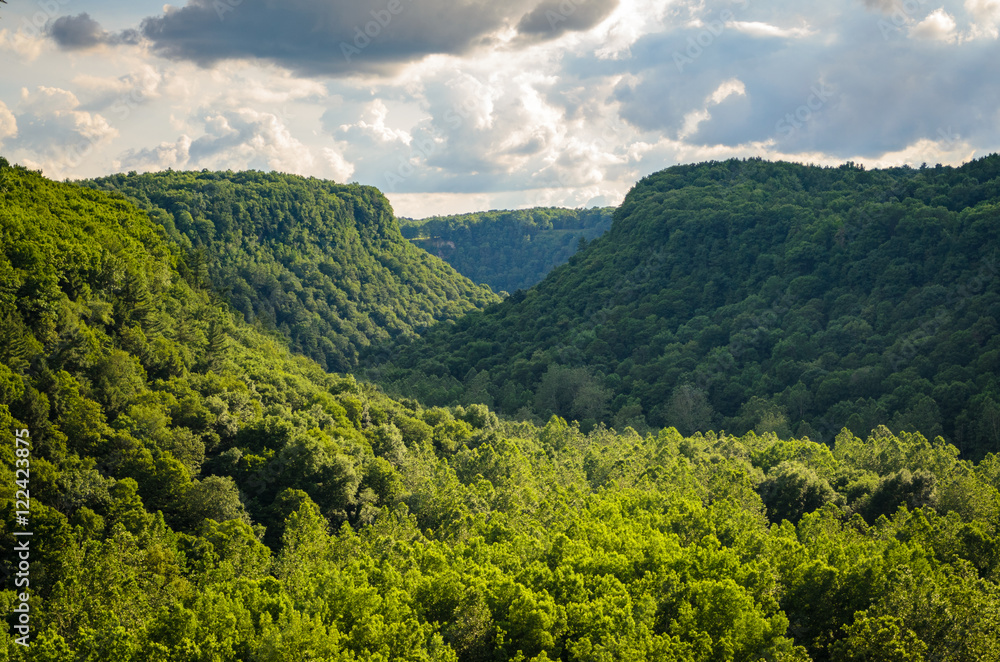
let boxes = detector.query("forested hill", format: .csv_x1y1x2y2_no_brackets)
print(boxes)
3,158,1000,659
373,156,1000,459
83,170,499,371
400,207,614,293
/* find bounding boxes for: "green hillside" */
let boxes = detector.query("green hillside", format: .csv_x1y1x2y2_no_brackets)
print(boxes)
400,207,614,293
1,158,1000,660
372,157,1000,459
83,170,499,372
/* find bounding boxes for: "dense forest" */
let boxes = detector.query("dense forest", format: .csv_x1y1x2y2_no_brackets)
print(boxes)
400,208,614,293
82,170,499,372
1,158,1000,660
372,157,1000,460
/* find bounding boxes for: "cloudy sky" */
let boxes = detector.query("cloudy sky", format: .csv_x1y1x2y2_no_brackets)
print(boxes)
1,0,998,217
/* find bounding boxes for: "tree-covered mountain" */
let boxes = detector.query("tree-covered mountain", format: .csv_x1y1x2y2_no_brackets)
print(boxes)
82,170,499,372
2,158,1000,660
400,207,614,293
372,157,1000,459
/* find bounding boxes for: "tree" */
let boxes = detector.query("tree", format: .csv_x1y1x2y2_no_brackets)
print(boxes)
758,461,840,524
665,385,714,435
860,468,937,522
832,614,927,661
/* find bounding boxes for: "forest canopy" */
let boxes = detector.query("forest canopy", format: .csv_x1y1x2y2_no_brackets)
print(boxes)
400,207,614,293
83,170,499,372
1,156,999,661
372,156,1000,460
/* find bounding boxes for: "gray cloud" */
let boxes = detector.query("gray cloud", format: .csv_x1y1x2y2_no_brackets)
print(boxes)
860,0,903,12
48,13,140,50
48,13,106,50
598,0,1000,158
516,0,620,40
128,0,609,77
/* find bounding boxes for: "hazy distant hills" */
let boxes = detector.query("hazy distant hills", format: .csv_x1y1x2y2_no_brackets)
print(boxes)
374,156,1000,459
83,170,499,371
400,207,614,293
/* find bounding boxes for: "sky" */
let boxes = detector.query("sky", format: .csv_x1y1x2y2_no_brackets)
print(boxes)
0,0,998,218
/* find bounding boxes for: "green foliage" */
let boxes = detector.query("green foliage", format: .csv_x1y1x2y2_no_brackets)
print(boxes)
400,206,614,293
83,169,498,371
3,157,1000,661
758,461,840,524
377,156,1000,459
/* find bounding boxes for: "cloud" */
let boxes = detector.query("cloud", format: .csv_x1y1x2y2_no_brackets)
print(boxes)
128,0,612,77
0,27,48,61
12,0,999,213
860,0,906,12
71,66,164,113
4,87,119,177
318,51,643,201
728,21,815,39
120,108,355,181
336,99,412,146
602,0,1000,158
678,78,746,139
47,13,140,51
117,135,193,171
516,0,621,41
965,0,1000,37
0,102,17,142
910,8,958,41
708,78,747,104
48,13,106,50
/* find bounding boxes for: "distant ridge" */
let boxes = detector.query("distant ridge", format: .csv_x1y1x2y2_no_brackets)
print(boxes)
84,169,499,372
400,206,614,293
373,156,1000,458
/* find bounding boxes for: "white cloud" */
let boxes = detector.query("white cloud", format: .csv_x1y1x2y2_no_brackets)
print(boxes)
117,135,193,171
193,109,324,175
965,0,1000,37
0,102,17,142
2,0,996,214
0,28,47,61
728,21,815,38
117,106,356,182
910,8,959,41
338,100,412,145
322,147,356,182
850,134,976,168
678,109,711,140
20,86,80,114
592,0,674,59
708,78,747,105
679,79,746,140
5,87,119,178
72,66,163,99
